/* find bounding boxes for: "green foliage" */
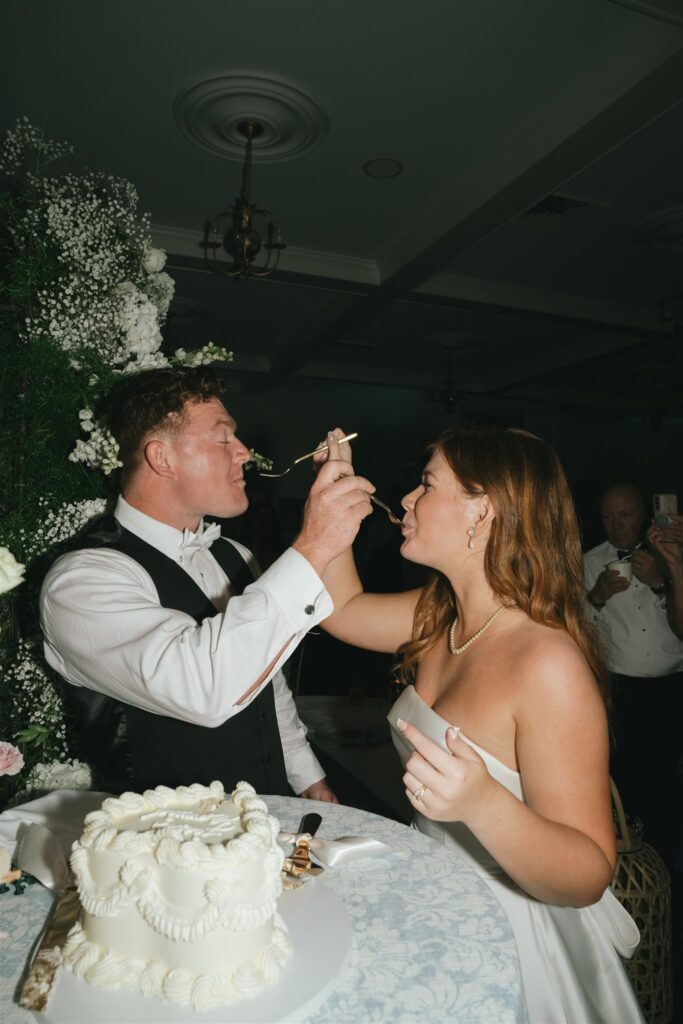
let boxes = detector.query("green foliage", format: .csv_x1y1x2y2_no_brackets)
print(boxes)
0,121,161,806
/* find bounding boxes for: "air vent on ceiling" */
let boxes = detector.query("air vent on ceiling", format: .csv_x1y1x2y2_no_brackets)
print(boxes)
516,194,594,222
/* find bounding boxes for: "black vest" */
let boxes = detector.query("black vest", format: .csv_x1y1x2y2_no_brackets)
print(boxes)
63,517,289,796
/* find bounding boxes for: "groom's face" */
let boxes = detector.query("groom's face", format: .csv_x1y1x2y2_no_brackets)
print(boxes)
168,398,251,520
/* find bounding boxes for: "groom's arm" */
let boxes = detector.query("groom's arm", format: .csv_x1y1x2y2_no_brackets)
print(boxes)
271,670,337,800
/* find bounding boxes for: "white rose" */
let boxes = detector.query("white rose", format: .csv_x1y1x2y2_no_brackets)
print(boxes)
0,547,25,594
126,317,162,358
142,247,167,274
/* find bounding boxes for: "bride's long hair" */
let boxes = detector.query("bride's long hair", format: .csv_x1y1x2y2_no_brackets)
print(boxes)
398,425,609,703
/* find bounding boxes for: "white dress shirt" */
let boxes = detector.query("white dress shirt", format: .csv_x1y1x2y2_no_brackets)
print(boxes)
40,497,333,793
584,540,683,677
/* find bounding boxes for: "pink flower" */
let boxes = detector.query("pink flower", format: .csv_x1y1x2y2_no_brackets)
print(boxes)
0,742,24,777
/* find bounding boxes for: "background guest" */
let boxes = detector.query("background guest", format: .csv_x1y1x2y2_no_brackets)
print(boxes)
583,483,683,871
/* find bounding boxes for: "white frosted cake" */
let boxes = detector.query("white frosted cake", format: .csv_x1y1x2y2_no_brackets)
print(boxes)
62,780,292,1010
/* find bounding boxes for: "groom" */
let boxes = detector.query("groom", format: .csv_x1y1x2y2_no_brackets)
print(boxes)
40,366,374,797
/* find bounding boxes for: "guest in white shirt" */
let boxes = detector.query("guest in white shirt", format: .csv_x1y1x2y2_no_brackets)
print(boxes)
40,366,374,798
584,482,683,869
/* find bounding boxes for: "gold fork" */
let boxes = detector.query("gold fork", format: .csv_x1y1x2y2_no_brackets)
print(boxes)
369,494,402,526
258,432,359,477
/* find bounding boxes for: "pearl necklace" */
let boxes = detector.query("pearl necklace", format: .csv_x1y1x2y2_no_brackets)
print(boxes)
448,604,513,655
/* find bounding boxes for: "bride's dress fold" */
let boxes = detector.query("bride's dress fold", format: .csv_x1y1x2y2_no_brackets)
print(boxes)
388,685,644,1024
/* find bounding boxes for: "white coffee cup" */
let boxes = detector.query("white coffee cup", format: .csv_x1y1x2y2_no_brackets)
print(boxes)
605,558,632,582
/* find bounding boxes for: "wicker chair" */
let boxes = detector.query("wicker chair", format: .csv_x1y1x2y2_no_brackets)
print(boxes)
610,779,673,1024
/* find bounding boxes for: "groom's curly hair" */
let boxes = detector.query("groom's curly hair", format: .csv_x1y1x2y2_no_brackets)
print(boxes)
108,366,223,479
398,425,609,703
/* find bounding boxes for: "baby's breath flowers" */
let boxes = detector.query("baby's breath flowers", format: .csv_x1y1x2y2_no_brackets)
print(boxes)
0,115,72,173
17,497,107,561
16,172,175,371
6,640,69,766
173,341,234,367
69,411,122,475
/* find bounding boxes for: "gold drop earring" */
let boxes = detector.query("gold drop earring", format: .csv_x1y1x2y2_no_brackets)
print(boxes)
467,526,476,549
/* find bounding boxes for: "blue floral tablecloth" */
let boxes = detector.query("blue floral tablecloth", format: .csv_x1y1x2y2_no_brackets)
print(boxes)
0,792,526,1023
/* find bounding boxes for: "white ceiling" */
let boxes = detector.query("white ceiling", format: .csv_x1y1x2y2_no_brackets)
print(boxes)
4,0,683,422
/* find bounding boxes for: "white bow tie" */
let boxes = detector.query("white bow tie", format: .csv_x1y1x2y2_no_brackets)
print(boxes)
179,521,221,561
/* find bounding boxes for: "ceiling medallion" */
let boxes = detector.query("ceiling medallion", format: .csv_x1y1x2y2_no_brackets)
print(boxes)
173,74,329,162
632,207,683,251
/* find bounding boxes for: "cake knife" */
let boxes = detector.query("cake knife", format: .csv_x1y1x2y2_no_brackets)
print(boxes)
15,825,79,1011
18,885,81,1011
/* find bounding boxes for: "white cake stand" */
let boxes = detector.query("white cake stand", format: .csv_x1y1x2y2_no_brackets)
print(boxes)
40,881,351,1024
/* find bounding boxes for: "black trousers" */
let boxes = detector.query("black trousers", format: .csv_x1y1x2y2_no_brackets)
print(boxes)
609,671,683,869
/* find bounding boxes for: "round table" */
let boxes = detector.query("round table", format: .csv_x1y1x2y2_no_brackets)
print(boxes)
0,791,526,1023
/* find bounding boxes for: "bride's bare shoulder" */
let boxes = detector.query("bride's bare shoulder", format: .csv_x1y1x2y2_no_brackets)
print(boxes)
506,614,600,702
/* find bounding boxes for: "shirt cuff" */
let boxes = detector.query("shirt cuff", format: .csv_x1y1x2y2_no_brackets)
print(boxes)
256,547,333,630
285,745,325,796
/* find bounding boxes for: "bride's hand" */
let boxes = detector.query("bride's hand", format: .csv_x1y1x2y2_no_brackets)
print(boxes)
311,427,354,477
398,719,492,823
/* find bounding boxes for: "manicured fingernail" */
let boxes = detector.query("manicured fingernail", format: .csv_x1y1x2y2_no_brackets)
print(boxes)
396,717,407,732
448,725,460,741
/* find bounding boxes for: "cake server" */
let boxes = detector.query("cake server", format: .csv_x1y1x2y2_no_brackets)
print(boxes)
282,812,324,879
298,812,322,839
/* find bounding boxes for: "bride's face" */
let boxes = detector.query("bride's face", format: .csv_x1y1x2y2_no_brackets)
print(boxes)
400,450,484,570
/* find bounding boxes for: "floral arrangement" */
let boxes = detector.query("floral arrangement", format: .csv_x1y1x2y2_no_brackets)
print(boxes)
0,548,25,595
0,119,238,808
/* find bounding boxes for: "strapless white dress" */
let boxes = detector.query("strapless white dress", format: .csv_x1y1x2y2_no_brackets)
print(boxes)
388,685,644,1024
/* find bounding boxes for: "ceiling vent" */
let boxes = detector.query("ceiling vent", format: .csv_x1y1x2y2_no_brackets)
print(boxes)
516,193,594,222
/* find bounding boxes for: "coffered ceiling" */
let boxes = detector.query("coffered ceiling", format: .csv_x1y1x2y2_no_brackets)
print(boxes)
4,0,683,423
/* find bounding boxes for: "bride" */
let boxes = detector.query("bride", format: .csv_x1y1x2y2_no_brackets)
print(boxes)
317,425,643,1024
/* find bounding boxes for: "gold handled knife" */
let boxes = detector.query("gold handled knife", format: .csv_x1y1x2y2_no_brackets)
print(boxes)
19,886,81,1011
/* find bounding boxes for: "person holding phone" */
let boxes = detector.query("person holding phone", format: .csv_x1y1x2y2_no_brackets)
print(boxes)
649,511,683,640
583,483,683,874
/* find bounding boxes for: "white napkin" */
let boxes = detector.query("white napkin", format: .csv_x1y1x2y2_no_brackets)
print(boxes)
0,790,109,860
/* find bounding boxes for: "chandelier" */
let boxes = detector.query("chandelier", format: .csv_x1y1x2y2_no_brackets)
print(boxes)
203,121,285,279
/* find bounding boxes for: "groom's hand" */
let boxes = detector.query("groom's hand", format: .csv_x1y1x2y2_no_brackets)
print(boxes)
311,427,354,475
299,779,339,803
